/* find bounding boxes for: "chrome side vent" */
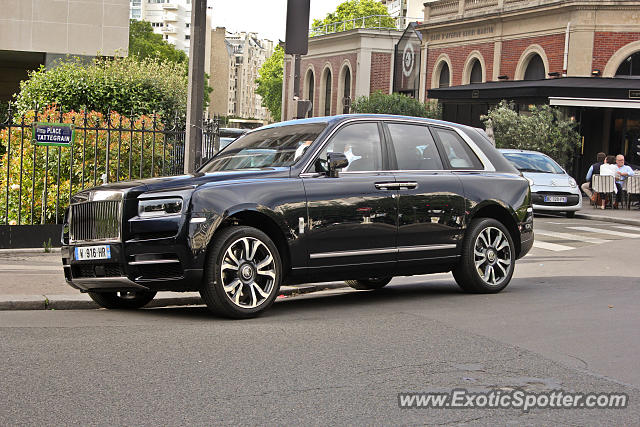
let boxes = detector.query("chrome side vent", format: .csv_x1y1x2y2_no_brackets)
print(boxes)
70,201,122,242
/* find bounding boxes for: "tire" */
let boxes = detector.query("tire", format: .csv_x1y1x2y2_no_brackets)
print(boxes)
200,226,282,319
345,277,392,290
453,218,515,294
566,211,576,218
88,290,157,309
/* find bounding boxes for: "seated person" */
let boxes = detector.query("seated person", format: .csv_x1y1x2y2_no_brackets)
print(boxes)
598,155,618,209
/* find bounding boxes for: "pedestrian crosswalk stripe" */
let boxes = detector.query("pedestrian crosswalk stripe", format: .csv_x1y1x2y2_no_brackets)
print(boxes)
532,241,574,251
568,226,640,238
612,225,640,232
534,229,610,244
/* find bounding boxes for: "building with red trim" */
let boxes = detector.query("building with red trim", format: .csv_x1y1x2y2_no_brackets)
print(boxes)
282,0,640,176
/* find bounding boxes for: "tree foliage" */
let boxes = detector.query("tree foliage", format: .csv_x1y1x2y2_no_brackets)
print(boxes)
311,0,395,35
14,56,188,121
351,91,441,119
255,45,284,122
128,20,187,64
482,100,581,169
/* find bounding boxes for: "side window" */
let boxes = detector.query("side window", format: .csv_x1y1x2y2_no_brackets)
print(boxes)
387,123,443,171
315,123,383,172
431,127,483,170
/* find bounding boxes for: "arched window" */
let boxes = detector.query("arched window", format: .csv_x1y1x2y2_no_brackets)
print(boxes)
305,70,314,117
524,55,545,80
616,51,640,77
324,70,332,116
342,67,351,114
470,59,483,84
438,63,450,88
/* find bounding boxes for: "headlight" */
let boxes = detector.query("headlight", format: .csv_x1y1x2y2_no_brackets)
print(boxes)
525,177,535,187
569,177,577,188
138,198,183,218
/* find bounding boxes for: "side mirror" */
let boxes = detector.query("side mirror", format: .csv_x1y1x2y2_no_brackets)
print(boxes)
327,152,349,178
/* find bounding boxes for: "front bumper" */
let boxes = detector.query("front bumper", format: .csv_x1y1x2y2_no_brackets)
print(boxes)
62,241,203,293
530,189,582,212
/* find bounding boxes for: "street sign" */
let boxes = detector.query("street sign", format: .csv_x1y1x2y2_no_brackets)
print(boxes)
32,123,74,146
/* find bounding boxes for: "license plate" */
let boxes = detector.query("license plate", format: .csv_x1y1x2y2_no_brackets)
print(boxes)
75,245,111,261
544,196,567,203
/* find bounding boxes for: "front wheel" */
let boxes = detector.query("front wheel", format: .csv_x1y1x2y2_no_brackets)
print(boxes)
566,211,576,218
345,277,392,290
200,226,282,318
453,218,515,294
88,290,157,309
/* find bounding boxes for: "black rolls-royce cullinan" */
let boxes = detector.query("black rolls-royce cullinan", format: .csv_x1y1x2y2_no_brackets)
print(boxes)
61,114,534,318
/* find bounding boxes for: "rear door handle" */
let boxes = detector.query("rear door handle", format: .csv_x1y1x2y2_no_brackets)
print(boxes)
375,182,397,190
396,182,418,190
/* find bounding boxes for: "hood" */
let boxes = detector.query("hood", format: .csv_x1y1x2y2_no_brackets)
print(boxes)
522,171,573,188
71,167,291,203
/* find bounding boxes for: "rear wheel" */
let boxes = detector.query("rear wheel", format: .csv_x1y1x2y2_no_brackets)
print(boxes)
200,226,282,319
88,290,156,309
345,277,392,290
453,218,515,294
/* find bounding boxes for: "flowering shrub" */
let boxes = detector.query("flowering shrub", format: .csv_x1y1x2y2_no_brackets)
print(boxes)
0,106,177,224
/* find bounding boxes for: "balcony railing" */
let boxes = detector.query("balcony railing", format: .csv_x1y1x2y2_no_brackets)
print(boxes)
164,13,177,21
310,15,422,36
426,0,568,19
162,25,177,34
162,3,178,10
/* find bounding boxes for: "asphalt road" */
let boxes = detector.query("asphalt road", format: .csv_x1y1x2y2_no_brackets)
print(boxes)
1,216,639,425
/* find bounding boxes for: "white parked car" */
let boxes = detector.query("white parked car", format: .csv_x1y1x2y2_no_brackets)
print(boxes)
499,149,582,218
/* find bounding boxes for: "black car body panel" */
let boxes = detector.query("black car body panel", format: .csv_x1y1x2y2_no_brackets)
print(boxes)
61,114,533,293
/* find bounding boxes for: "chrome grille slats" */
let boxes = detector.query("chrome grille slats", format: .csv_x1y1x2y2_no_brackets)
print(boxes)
70,200,122,242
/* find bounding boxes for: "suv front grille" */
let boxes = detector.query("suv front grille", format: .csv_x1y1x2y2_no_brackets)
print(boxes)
70,201,122,242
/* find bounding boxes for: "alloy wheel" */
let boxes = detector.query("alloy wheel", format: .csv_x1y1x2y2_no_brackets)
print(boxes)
220,237,276,309
473,226,512,287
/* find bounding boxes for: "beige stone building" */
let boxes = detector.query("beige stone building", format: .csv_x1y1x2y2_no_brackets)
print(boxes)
207,28,274,121
0,0,129,103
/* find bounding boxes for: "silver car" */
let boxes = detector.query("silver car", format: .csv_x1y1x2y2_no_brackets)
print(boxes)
499,149,582,218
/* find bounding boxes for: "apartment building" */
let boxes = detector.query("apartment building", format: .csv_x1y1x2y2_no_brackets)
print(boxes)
130,0,194,55
208,28,274,121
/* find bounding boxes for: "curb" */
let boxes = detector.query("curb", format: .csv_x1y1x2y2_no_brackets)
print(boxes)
0,283,347,311
574,212,640,227
0,248,61,255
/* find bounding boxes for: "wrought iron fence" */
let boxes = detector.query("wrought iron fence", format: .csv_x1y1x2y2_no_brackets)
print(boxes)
0,104,220,225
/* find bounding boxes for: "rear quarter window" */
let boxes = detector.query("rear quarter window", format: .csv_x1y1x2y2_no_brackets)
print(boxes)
431,127,484,170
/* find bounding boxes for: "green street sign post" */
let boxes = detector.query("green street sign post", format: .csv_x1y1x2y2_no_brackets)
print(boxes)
32,122,75,147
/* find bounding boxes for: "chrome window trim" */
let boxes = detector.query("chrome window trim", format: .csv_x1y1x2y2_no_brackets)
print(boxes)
310,244,457,259
299,117,495,175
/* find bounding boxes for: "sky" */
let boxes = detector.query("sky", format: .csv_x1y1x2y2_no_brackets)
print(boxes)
209,0,345,42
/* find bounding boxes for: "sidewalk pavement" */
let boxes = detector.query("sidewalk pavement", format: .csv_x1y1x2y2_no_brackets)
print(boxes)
574,196,640,226
0,198,637,311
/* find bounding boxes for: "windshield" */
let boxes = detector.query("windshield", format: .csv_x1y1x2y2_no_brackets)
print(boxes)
201,123,327,172
502,152,564,174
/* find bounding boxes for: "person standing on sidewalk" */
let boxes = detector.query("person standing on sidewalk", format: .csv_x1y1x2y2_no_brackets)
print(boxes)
582,152,606,203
